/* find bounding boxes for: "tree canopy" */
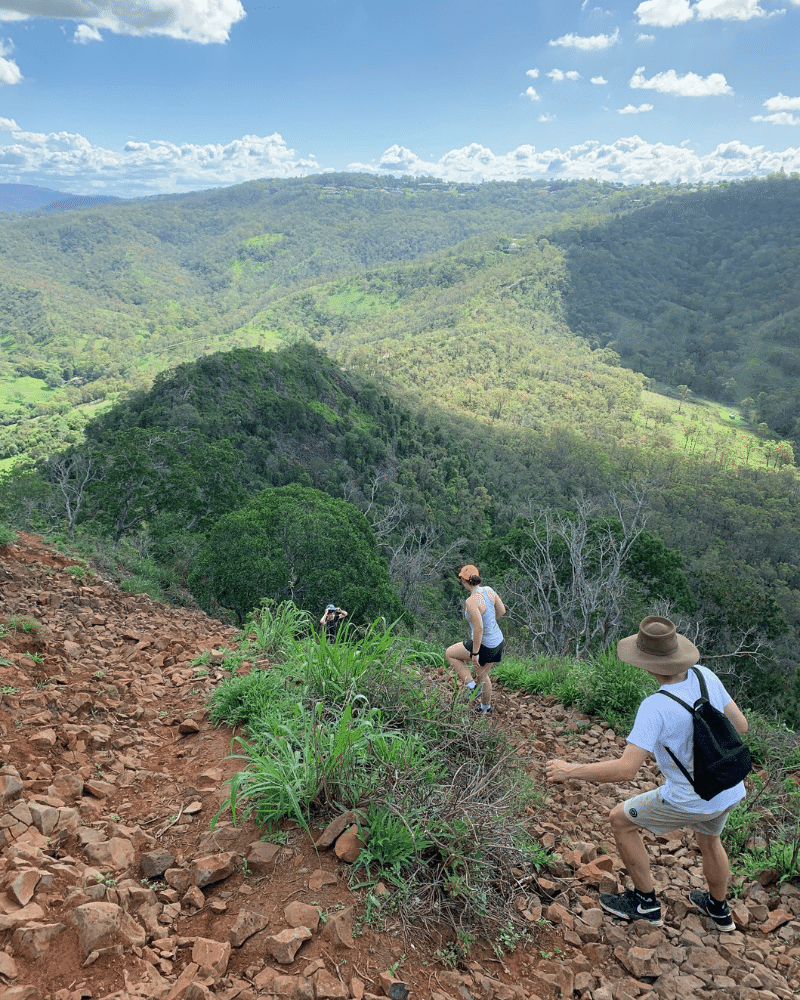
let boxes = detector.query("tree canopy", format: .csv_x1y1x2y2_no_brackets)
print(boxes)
188,484,405,625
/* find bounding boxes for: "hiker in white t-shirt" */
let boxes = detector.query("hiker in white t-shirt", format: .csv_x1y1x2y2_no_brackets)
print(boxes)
546,616,748,931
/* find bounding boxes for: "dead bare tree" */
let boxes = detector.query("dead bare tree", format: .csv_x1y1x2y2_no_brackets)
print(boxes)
503,485,652,659
388,526,467,620
48,449,102,540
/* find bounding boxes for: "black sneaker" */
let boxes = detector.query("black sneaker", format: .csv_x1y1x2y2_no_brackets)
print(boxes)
689,889,735,932
599,890,663,926
476,705,493,715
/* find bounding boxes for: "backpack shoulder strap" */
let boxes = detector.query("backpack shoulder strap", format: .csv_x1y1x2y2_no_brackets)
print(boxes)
656,685,696,786
691,666,710,702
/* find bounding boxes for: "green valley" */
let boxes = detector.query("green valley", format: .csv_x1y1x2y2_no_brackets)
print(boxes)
1,173,799,728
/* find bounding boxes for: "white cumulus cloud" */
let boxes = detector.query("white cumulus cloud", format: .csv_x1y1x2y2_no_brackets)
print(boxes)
635,0,694,27
0,37,21,83
0,117,321,196
752,112,800,125
74,22,101,43
547,69,581,82
521,87,541,101
763,93,800,111
635,0,774,24
695,0,769,19
619,103,654,114
526,68,539,79
630,65,732,96
350,136,800,187
548,27,620,50
539,113,556,122
591,76,608,85
637,33,656,41
0,1,245,43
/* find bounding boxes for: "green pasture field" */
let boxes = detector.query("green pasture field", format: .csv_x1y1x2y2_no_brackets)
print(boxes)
634,389,792,471
0,376,54,413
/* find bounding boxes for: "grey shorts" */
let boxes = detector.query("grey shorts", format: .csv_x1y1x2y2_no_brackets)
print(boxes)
623,787,736,837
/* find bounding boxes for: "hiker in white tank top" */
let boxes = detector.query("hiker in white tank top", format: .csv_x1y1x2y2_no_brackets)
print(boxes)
445,563,506,714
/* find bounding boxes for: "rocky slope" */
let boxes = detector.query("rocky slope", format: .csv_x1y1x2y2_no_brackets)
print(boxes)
0,534,797,1000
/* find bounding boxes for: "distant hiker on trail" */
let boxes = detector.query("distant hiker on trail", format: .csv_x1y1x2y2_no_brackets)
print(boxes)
546,615,749,932
320,603,348,640
445,564,506,715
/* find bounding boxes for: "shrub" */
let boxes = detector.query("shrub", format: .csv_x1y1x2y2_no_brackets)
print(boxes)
189,484,405,625
241,600,314,661
0,524,16,548
9,614,41,635
574,648,657,732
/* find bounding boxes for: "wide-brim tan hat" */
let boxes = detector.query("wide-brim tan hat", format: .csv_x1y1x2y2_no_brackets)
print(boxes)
617,615,699,676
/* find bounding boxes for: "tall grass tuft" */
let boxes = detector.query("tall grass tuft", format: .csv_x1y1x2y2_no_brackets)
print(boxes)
574,648,657,733
240,600,313,661
211,606,551,948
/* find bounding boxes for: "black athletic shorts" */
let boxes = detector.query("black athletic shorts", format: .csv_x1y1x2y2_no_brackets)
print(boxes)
464,639,505,668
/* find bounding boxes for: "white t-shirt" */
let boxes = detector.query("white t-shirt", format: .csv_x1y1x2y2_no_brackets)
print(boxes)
627,664,746,814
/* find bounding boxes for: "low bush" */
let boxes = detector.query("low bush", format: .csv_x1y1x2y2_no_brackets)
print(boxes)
572,648,657,733
9,614,41,635
495,649,655,732
211,609,551,946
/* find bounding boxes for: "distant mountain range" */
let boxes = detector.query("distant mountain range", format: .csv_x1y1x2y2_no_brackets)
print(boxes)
0,183,124,215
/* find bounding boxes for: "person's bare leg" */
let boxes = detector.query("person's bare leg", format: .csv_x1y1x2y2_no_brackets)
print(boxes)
445,643,474,686
475,661,495,706
609,803,654,893
694,831,730,901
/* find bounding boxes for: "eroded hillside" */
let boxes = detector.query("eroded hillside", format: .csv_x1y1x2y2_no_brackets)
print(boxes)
0,535,797,1000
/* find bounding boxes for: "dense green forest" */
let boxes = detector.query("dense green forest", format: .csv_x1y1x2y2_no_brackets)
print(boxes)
0,173,679,459
1,173,799,727
550,177,800,445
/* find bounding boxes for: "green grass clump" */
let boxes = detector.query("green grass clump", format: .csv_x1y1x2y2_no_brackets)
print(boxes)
211,607,551,945
495,649,656,733
8,614,41,635
0,524,16,548
494,656,576,699
240,600,314,662
571,648,657,733
723,714,800,886
211,668,297,730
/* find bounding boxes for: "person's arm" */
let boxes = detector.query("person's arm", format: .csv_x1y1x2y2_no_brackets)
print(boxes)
491,589,506,619
339,609,348,619
546,743,649,784
724,698,748,735
465,595,483,655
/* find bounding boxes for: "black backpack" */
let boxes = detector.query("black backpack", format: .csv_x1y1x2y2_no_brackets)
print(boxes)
658,667,752,801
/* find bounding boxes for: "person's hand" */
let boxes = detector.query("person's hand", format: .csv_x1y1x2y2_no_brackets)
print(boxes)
546,759,577,783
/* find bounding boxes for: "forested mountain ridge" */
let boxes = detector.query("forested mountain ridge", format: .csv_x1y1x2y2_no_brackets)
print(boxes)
550,175,800,445
0,183,74,214
0,174,671,405
3,339,799,726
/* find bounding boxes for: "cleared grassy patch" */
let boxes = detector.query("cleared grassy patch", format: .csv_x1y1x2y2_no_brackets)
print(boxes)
0,376,54,412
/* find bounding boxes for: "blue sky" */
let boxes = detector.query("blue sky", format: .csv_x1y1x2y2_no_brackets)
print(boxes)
0,1,798,197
